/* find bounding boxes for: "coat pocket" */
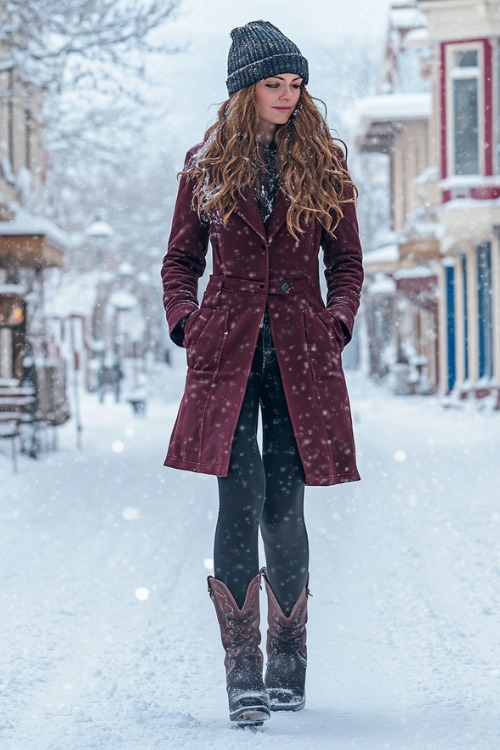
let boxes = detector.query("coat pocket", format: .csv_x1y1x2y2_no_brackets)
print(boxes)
304,309,343,382
316,310,346,350
185,308,228,372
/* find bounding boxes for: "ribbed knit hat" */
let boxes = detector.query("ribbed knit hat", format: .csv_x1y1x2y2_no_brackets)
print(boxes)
226,20,309,96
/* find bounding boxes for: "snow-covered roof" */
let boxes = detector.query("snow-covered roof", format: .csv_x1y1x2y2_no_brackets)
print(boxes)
46,271,101,318
0,283,27,295
414,166,438,185
403,26,431,48
389,4,427,32
402,221,445,241
109,290,137,311
367,274,397,294
373,229,399,247
394,265,436,280
442,257,456,268
440,175,500,190
364,243,400,265
402,205,446,240
441,197,500,212
357,92,431,123
0,205,70,250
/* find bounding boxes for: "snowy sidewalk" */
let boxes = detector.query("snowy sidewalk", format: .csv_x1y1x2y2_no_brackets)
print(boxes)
1,365,499,749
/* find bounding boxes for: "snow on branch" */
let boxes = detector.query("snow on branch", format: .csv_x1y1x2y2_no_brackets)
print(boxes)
0,0,181,90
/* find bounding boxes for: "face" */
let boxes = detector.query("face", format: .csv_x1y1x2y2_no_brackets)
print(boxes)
254,74,302,131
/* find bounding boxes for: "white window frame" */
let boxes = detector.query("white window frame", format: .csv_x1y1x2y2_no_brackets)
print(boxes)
496,40,500,175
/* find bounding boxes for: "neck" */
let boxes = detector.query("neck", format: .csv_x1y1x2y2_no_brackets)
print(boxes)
256,121,277,146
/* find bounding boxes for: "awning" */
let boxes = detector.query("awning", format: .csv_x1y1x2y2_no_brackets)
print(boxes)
355,92,432,154
0,207,67,269
0,233,65,269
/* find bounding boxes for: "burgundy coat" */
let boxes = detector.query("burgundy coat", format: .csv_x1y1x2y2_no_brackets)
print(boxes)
161,146,364,486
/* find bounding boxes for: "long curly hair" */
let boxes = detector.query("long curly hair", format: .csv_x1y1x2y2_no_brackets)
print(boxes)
181,85,357,239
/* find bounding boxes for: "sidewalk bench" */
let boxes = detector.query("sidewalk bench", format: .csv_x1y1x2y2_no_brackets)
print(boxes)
0,386,38,468
0,416,20,472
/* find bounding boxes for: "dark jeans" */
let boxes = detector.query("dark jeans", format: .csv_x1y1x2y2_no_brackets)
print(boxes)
215,314,309,615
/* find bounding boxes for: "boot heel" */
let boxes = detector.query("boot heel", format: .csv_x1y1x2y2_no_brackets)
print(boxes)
268,687,305,712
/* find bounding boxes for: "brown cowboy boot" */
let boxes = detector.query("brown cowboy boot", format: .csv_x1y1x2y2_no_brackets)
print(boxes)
208,573,270,726
261,567,309,711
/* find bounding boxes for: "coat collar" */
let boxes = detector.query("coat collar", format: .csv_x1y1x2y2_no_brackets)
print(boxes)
234,189,290,244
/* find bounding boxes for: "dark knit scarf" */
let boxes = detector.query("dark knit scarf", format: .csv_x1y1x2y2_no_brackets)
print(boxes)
255,140,279,228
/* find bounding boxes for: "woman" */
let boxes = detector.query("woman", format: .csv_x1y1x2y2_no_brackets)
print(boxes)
161,20,363,727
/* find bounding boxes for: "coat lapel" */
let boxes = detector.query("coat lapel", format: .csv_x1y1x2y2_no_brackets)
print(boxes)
234,189,291,244
234,190,267,244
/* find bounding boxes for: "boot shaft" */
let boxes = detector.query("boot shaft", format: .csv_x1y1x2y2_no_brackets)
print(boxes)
208,573,263,665
261,568,308,659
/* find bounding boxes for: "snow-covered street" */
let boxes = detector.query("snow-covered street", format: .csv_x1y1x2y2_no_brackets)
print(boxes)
1,356,499,750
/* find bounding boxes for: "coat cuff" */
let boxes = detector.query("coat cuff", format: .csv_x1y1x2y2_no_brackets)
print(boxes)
168,303,199,343
327,306,354,344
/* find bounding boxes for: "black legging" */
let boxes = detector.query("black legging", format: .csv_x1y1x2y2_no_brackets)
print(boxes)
215,313,309,615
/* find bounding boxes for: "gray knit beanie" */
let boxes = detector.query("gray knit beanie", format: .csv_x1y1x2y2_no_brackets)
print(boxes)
226,20,309,97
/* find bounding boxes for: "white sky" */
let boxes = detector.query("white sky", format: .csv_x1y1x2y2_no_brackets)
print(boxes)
154,0,393,162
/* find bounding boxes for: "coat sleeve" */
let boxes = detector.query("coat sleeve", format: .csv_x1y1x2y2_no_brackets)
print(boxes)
161,147,210,344
321,172,364,344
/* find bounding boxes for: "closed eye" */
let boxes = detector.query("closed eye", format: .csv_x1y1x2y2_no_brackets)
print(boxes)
264,83,302,89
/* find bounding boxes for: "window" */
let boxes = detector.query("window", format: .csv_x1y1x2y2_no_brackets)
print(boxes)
448,45,481,176
453,78,479,174
497,41,500,174
456,50,477,68
0,297,24,326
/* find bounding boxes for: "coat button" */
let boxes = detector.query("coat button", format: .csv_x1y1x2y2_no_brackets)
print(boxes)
280,280,292,292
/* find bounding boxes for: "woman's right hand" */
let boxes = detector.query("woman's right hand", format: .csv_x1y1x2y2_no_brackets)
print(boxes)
172,312,194,347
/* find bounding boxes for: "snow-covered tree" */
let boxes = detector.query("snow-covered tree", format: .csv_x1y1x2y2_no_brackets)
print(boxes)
0,0,181,186
1,0,182,250
0,0,180,93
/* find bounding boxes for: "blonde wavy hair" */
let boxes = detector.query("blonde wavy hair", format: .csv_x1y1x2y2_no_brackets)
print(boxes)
181,85,357,239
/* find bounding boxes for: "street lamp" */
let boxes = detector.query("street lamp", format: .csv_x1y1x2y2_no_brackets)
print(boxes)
109,290,136,402
85,214,114,269
84,214,115,397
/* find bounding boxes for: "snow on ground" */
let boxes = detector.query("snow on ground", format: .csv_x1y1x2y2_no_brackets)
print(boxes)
1,352,499,750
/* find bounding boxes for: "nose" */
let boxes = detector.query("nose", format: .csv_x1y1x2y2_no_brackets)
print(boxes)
280,86,293,100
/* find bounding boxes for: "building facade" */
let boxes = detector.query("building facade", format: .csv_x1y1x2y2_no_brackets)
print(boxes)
0,46,70,440
356,1,440,392
420,0,500,401
357,0,500,403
